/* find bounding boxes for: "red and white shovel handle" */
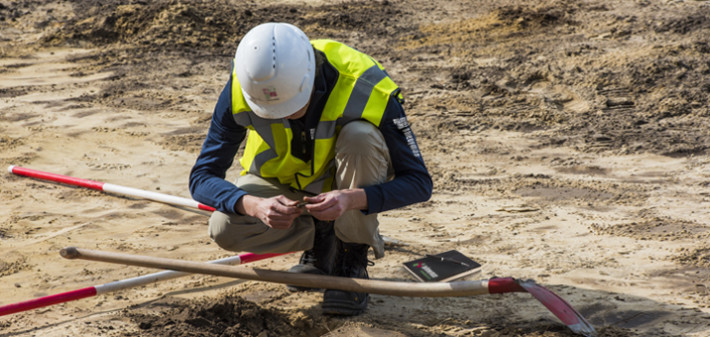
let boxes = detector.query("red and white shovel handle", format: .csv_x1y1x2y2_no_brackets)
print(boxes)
8,165,215,212
0,252,286,316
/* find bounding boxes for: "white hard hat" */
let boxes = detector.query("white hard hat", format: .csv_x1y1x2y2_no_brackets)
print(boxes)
235,23,315,119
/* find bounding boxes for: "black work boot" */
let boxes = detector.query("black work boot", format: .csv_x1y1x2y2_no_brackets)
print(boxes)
287,220,336,291
322,240,371,316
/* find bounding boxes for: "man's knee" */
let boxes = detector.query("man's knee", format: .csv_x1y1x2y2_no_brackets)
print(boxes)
335,121,392,188
208,213,237,251
208,212,257,252
336,121,387,156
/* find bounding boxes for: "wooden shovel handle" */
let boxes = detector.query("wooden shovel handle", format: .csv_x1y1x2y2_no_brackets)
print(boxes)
61,247,495,297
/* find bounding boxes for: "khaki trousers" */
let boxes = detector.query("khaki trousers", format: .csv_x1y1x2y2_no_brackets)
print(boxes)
208,121,392,258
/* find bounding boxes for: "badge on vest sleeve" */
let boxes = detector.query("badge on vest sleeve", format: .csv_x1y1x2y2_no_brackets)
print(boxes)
392,116,422,158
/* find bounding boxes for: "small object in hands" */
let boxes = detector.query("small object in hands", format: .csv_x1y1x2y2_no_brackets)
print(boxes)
296,200,308,208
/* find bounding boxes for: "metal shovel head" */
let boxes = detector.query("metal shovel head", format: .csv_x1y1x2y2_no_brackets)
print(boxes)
518,279,597,337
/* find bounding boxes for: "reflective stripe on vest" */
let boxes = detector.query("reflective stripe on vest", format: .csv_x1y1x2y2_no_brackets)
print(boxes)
231,39,400,194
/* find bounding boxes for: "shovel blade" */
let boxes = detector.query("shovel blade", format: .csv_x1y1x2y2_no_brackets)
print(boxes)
518,280,597,337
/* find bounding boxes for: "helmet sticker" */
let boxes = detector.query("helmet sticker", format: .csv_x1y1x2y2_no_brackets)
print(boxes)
262,86,280,101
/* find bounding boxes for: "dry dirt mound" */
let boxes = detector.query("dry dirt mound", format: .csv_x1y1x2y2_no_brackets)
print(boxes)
399,1,710,157
23,0,709,159
38,0,400,57
119,294,328,337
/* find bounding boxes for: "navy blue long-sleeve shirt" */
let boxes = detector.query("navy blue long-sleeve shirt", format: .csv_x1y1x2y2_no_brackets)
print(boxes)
189,55,432,215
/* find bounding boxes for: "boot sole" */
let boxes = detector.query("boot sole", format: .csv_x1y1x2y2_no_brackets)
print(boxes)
322,294,369,316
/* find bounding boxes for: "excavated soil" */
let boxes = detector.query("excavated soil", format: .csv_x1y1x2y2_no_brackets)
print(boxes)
1,0,709,336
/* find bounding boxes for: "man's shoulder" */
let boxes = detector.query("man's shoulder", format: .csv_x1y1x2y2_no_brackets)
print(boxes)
311,38,346,47
311,39,362,58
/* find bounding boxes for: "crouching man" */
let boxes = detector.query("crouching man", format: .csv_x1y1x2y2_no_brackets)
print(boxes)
189,23,432,316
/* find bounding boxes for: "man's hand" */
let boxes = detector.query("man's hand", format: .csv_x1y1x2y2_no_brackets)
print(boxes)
237,195,302,229
303,188,367,221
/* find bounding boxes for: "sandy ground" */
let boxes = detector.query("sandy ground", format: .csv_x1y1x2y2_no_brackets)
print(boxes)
1,0,709,336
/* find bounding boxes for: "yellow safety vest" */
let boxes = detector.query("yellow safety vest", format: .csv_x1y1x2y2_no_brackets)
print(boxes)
230,39,401,194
